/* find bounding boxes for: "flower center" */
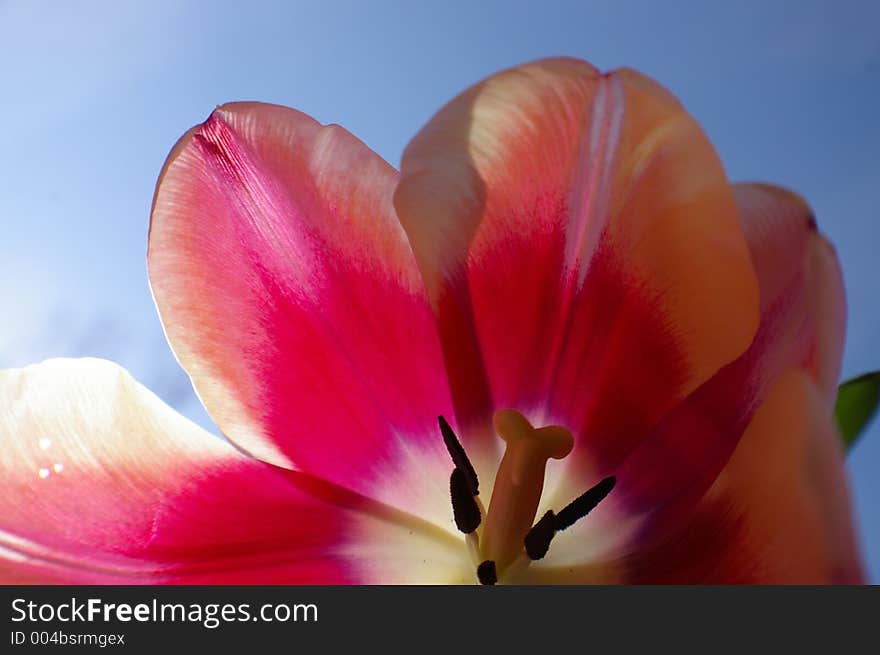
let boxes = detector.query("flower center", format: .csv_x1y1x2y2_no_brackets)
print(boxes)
440,410,616,584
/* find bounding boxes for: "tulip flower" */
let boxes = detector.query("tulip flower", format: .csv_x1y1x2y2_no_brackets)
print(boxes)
0,58,863,583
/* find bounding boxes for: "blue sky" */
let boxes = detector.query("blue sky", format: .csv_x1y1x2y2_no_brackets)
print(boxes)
1,0,878,580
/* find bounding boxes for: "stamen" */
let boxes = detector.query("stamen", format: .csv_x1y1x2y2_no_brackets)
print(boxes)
439,415,479,495
450,468,481,534
523,510,556,560
522,476,617,562
475,495,486,519
477,560,497,585
555,476,616,530
466,532,482,566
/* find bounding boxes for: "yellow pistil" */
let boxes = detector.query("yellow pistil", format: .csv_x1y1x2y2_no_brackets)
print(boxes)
481,409,574,574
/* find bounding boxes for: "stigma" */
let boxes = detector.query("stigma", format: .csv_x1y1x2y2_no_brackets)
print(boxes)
440,410,616,584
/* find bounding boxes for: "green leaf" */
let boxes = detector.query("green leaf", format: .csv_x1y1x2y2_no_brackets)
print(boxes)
834,372,880,451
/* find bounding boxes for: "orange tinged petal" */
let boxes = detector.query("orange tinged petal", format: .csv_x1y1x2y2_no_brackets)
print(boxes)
395,57,760,472
625,370,863,583
732,182,846,407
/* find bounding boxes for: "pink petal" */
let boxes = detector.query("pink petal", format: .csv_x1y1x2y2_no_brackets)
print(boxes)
148,103,457,521
394,58,760,473
0,359,464,583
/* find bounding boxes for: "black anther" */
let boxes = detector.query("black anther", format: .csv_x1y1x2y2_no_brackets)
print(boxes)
477,560,497,585
439,415,479,496
523,510,557,560
450,468,481,534
555,476,617,530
